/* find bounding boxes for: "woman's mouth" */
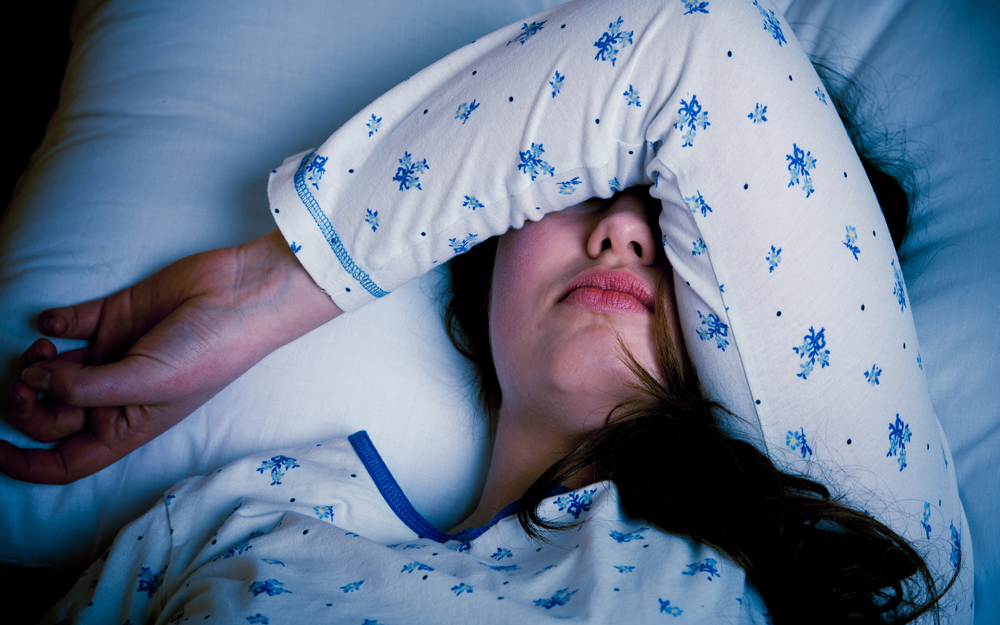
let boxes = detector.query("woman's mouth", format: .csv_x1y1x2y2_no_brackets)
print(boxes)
561,269,655,314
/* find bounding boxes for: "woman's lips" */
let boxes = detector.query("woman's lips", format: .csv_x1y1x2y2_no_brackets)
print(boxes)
562,269,654,314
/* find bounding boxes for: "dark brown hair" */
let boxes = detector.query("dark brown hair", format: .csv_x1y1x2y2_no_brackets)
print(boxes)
442,73,956,624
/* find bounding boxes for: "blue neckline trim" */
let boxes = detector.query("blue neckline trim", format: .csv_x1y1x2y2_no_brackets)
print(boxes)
348,431,568,544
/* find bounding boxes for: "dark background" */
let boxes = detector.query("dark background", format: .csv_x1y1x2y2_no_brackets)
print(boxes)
2,3,86,622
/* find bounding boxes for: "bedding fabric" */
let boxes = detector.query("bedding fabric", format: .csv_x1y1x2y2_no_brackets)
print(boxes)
42,433,768,624
1,0,997,622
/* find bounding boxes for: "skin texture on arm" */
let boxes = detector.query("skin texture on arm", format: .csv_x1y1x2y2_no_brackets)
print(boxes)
2,228,341,484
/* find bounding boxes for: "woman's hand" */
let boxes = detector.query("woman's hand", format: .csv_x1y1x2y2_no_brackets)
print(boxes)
2,229,341,484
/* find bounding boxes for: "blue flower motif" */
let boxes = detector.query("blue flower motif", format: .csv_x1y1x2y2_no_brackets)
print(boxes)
696,311,729,351
609,527,648,543
623,85,641,107
557,177,582,195
865,364,882,386
674,95,710,147
448,234,479,255
843,226,860,259
492,548,513,561
365,208,379,233
451,582,473,596
921,503,933,540
518,143,554,180
314,505,335,521
554,488,596,519
887,413,912,471
892,259,907,311
256,455,300,485
462,195,484,211
549,71,565,98
401,562,434,574
593,17,633,67
534,588,578,609
787,143,817,198
246,614,269,624
452,540,471,552
917,353,923,370
219,532,264,560
305,154,327,190
682,558,720,580
137,566,166,598
366,113,382,137
455,99,480,125
659,598,683,616
609,177,620,191
748,103,768,123
615,565,635,573
753,0,786,46
261,558,284,566
692,238,706,256
508,20,546,46
682,0,709,15
392,152,429,191
815,88,828,104
766,245,782,272
289,241,301,254
950,522,961,569
483,563,519,571
340,580,364,593
793,326,829,380
165,494,175,506
685,190,712,217
248,579,291,597
785,427,813,458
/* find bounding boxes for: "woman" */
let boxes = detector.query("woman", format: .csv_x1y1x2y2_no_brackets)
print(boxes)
7,0,967,621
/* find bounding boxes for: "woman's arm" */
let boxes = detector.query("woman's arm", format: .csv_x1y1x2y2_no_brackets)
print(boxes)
3,228,341,484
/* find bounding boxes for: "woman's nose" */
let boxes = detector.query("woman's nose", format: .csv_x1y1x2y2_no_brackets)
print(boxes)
586,191,658,266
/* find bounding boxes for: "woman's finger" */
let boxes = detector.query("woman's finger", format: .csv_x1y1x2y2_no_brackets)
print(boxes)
36,297,109,341
5,380,87,443
17,338,58,372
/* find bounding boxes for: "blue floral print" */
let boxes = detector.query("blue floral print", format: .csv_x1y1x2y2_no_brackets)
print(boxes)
534,588,577,609
261,558,284,566
682,0,709,15
593,17,633,67
220,532,264,560
549,71,565,98
609,527,648,543
137,566,165,598
451,582,473,596
887,413,911,471
455,99,480,125
786,427,813,458
865,364,882,386
815,87,827,104
289,241,301,254
305,154,327,190
659,598,683,616
508,21,546,46
950,522,961,569
766,245,781,272
554,489,596,518
623,85,641,107
697,311,729,351
786,143,817,198
753,0,786,46
340,580,363,593
314,505,335,521
518,143,554,180
401,562,433,574
256,455,300,485
793,326,829,380
685,190,712,216
843,226,860,259
892,259,907,311
249,579,291,597
483,563,519,571
674,95,710,147
392,152,429,191
365,209,379,232
462,195,484,210
748,103,768,123
558,176,582,194
448,234,478,254
692,238,706,255
246,614,268,624
921,503,933,540
615,565,635,573
492,548,513,560
366,114,382,137
682,558,720,580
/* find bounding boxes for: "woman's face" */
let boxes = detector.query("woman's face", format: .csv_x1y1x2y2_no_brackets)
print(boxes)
489,187,682,440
